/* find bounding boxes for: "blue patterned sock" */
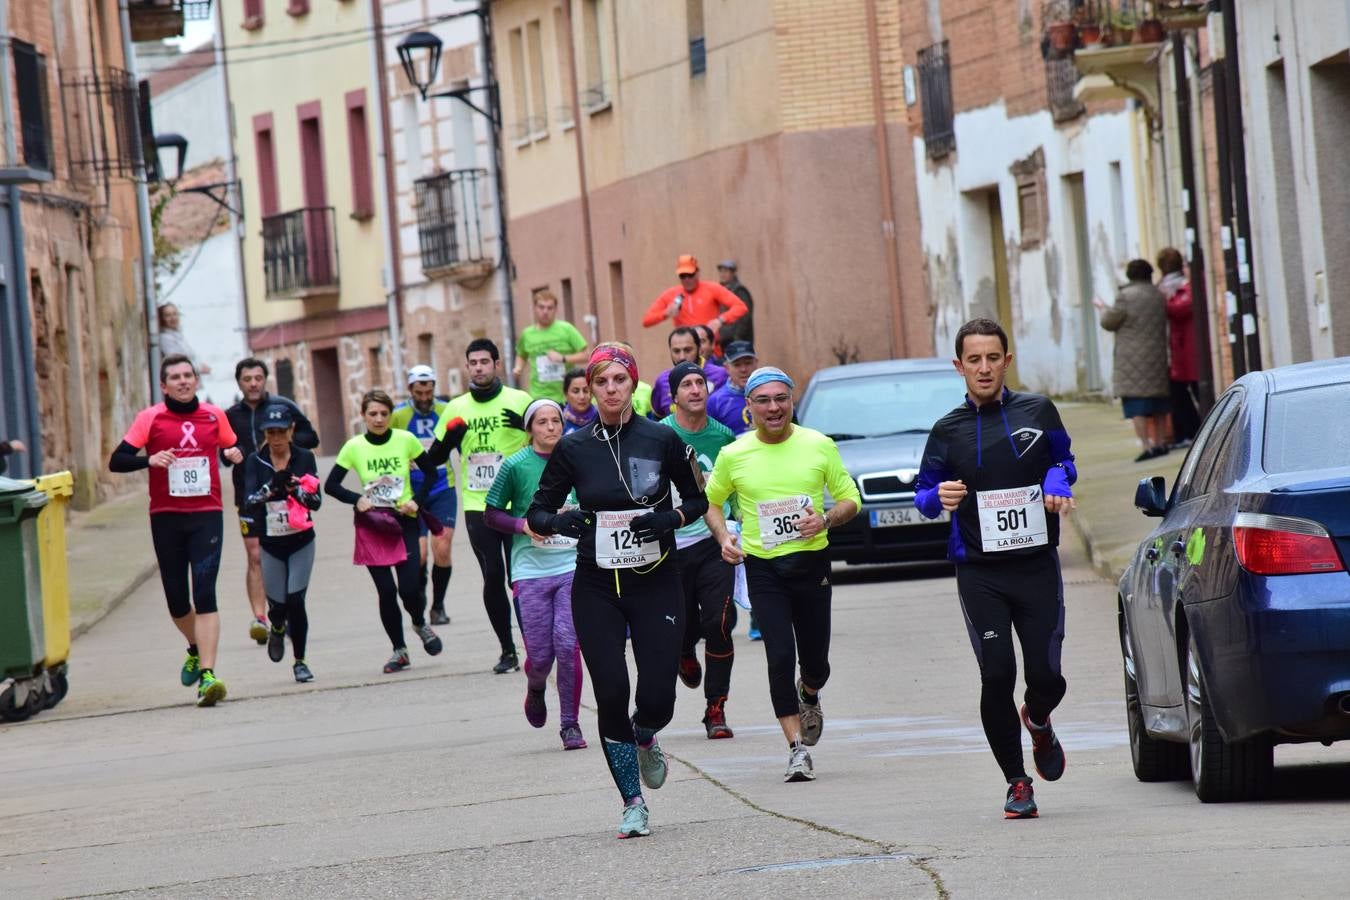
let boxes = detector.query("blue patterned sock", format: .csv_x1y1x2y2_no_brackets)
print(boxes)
602,738,643,803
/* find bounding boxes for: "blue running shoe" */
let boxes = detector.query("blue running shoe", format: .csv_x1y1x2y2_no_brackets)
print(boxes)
617,799,650,838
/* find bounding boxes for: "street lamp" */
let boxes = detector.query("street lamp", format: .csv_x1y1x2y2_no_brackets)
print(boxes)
396,31,442,102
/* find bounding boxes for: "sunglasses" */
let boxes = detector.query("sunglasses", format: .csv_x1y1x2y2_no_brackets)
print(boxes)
678,272,697,279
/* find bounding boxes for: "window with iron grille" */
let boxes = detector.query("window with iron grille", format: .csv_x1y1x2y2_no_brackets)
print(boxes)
12,40,53,173
414,169,489,274
917,40,955,160
687,0,706,76
1045,56,1085,123
61,68,144,178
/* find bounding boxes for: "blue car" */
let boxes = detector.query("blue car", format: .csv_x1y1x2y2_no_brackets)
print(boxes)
1118,358,1350,802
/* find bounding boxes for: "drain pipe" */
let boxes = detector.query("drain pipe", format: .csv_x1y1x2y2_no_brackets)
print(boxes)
117,0,162,393
0,0,43,475
865,0,908,359
369,0,405,381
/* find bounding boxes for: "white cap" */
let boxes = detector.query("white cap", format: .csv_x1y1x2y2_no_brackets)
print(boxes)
407,364,436,385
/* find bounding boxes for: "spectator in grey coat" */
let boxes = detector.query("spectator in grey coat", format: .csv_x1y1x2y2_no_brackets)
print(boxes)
1097,259,1172,462
716,260,754,346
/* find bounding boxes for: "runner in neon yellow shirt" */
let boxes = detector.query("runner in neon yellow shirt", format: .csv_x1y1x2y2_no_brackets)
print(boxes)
513,290,590,403
705,366,859,783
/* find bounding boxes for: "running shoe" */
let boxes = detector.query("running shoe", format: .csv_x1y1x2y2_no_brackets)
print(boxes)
525,686,547,728
636,736,669,790
1021,704,1066,782
383,649,411,673
429,606,450,626
196,671,227,707
617,799,650,839
293,660,314,683
180,651,200,686
415,624,443,656
560,723,587,750
1004,778,1038,819
797,679,823,746
678,654,702,689
493,651,520,674
249,616,269,645
267,626,286,663
747,623,762,641
703,699,734,739
784,744,815,782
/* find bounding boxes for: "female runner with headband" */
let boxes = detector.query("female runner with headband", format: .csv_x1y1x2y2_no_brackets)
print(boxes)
527,342,708,839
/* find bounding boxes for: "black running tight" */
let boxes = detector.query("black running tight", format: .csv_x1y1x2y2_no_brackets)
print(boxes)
367,515,427,651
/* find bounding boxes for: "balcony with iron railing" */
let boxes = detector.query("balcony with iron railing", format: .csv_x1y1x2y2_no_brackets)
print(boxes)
128,0,214,42
262,207,340,299
413,168,493,282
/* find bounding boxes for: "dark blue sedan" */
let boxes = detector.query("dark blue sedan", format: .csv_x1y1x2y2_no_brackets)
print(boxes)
1118,357,1350,802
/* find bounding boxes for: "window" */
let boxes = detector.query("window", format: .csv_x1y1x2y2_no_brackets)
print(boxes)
252,113,279,216
560,276,574,322
368,346,382,387
1012,149,1046,249
417,333,435,375
687,0,705,76
1109,162,1127,260
449,80,477,169
11,39,52,173
917,40,955,159
553,6,574,127
276,358,295,398
1172,391,1242,503
1264,384,1350,474
345,90,374,220
287,0,310,16
242,0,263,29
508,27,530,141
526,20,548,135
581,0,608,108
401,95,423,180
508,21,549,143
608,260,626,338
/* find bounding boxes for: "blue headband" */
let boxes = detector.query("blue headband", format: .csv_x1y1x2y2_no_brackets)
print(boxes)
745,366,794,397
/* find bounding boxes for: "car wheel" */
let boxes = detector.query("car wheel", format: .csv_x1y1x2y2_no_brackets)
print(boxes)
1185,634,1273,802
1120,607,1189,781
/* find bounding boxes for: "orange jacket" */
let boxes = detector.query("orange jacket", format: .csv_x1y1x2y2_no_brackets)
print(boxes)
642,280,749,329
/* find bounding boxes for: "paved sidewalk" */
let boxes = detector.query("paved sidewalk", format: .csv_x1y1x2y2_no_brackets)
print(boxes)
1057,399,1189,581
63,479,157,638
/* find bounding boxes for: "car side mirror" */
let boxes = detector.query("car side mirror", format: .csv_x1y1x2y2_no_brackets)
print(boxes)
1134,476,1168,517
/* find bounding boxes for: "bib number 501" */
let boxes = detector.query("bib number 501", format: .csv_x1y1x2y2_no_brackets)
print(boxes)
996,508,1029,532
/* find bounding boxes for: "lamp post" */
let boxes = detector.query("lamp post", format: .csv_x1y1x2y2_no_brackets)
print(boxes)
397,15,518,385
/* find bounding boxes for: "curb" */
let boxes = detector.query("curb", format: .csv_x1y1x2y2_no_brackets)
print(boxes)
1066,509,1119,586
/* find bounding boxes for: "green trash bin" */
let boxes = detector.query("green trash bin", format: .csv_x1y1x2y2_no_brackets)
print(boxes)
0,475,48,689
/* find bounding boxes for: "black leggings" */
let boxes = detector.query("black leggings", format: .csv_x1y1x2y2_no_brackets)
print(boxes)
150,511,223,618
465,511,516,653
678,538,737,702
367,515,426,651
744,549,833,718
955,549,1067,782
571,558,683,745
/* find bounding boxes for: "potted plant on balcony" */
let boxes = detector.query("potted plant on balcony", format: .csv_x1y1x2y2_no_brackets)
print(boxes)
1106,6,1136,46
1043,0,1078,56
1136,9,1165,43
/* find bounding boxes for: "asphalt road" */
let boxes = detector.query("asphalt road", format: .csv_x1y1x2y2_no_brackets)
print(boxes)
4,495,1350,899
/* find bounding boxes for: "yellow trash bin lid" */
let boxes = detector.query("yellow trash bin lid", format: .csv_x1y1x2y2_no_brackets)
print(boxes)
31,472,75,498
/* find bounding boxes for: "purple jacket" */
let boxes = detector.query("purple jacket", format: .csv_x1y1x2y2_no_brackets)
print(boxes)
652,361,729,418
707,381,750,434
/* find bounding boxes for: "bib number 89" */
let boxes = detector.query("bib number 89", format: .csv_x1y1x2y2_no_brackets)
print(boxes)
181,469,199,485
996,508,1029,532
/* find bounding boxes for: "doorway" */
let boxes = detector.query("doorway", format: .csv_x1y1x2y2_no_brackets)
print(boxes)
310,347,346,452
1064,173,1104,391
960,186,1018,385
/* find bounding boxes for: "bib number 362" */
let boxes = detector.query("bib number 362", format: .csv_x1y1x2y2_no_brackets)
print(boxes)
756,495,811,550
977,485,1048,552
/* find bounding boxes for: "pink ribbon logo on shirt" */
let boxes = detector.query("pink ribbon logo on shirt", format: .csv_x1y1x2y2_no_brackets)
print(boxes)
179,421,199,449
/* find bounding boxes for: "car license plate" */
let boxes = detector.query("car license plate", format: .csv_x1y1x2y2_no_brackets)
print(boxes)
870,507,945,528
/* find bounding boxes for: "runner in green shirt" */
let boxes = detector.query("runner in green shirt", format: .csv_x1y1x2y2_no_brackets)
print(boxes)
705,366,860,783
513,290,590,403
658,361,739,739
425,338,531,673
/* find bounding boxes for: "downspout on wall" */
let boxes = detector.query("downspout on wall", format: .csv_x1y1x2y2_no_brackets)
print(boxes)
557,0,599,343
370,0,405,381
865,0,908,358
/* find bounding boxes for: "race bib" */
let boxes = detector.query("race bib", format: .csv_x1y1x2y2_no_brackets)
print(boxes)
466,452,504,492
264,500,298,537
365,474,404,508
977,485,1049,552
167,455,211,497
595,508,661,569
533,505,579,549
535,355,565,384
757,495,811,550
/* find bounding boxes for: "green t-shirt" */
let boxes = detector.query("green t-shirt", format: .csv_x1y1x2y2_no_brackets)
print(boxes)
334,429,426,510
705,425,861,559
633,381,654,418
516,320,588,403
659,413,735,547
435,386,532,512
485,446,577,581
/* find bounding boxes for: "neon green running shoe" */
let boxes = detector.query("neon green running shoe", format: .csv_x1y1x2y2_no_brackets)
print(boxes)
180,652,201,687
197,671,227,707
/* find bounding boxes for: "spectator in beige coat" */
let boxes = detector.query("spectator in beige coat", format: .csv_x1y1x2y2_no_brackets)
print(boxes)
1096,259,1172,462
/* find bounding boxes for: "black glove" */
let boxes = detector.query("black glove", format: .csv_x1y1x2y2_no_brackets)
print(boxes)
501,408,526,431
244,484,277,506
629,509,683,544
550,508,594,539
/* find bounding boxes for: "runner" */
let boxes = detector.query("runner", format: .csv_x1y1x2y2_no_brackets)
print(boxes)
705,366,860,782
109,354,243,707
641,254,749,335
223,358,319,646
693,323,725,367
561,368,597,434
914,317,1074,820
527,342,708,839
424,339,531,673
513,290,590,403
390,365,457,626
324,390,445,673
706,340,758,436
242,404,322,682
484,399,587,750
659,361,738,739
651,327,728,418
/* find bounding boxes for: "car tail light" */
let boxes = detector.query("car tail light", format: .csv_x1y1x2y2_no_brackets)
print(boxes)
1233,512,1346,576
